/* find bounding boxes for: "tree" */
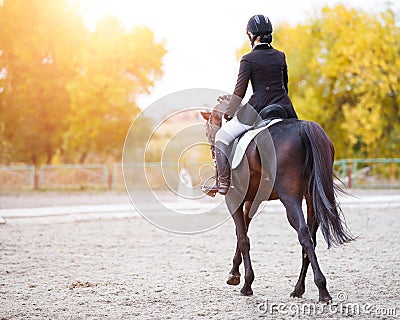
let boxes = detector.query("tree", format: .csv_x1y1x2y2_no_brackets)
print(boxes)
0,0,87,165
63,16,166,163
237,4,400,158
0,1,166,165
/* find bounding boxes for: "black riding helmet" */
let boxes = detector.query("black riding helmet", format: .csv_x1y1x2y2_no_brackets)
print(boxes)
246,15,273,47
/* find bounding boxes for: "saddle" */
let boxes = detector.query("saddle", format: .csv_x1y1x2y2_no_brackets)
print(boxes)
230,104,288,169
255,103,288,127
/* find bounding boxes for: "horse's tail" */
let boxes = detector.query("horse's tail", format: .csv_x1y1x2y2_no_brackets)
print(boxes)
301,121,354,248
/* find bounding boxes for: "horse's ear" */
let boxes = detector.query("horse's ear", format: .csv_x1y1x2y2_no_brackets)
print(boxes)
200,111,211,121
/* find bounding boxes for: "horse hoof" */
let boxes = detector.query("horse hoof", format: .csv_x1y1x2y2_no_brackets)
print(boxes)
319,294,332,304
240,287,253,296
290,286,305,298
290,291,303,298
226,273,240,286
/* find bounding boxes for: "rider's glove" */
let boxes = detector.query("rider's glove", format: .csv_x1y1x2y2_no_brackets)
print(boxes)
217,94,232,104
224,113,233,121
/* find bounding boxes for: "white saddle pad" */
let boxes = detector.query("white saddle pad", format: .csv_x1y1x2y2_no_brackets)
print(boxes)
232,119,282,169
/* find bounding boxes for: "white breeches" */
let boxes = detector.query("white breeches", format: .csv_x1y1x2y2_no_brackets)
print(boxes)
215,117,252,145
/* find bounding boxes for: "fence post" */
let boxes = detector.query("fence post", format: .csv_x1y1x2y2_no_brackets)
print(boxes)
390,162,396,183
39,165,45,190
103,165,109,189
34,166,40,190
347,165,352,189
341,160,347,182
29,165,35,190
352,160,358,188
112,164,119,190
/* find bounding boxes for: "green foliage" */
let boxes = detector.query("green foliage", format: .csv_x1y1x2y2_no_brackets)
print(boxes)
0,0,166,165
238,4,400,159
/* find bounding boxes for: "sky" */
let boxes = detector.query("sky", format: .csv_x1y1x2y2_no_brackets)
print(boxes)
78,0,399,108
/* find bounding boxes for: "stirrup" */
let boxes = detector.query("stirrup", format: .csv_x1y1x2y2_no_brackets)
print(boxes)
201,184,218,197
201,176,218,197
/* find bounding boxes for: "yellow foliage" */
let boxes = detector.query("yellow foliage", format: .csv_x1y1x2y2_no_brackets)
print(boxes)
64,17,166,163
0,0,166,165
270,4,400,158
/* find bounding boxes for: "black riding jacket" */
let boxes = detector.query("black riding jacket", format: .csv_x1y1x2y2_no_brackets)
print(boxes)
226,43,298,124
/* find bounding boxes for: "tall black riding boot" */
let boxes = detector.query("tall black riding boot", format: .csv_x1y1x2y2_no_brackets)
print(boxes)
215,141,232,195
201,142,232,196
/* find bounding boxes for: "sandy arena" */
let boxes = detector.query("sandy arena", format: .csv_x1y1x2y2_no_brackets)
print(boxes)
0,190,399,319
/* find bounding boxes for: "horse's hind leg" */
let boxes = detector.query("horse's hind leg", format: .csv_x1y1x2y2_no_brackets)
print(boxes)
290,194,318,298
227,201,260,286
281,195,332,302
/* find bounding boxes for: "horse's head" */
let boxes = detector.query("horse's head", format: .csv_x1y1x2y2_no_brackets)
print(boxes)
200,106,224,159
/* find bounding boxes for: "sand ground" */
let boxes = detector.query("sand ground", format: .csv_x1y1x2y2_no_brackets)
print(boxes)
0,190,399,319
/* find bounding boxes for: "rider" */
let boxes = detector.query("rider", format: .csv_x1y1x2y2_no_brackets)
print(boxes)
203,14,298,196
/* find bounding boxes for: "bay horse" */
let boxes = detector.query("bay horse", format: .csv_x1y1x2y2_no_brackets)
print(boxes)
200,106,353,302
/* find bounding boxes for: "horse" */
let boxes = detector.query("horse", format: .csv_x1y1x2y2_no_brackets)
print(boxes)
200,105,354,302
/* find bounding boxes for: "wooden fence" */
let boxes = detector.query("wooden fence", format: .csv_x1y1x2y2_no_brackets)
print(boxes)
0,159,399,190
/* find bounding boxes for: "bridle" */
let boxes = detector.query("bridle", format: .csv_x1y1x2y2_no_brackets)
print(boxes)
205,117,216,160
205,111,222,160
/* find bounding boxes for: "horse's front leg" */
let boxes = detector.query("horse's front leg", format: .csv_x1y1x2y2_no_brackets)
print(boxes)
227,244,242,286
227,202,251,286
227,201,260,286
227,201,256,296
